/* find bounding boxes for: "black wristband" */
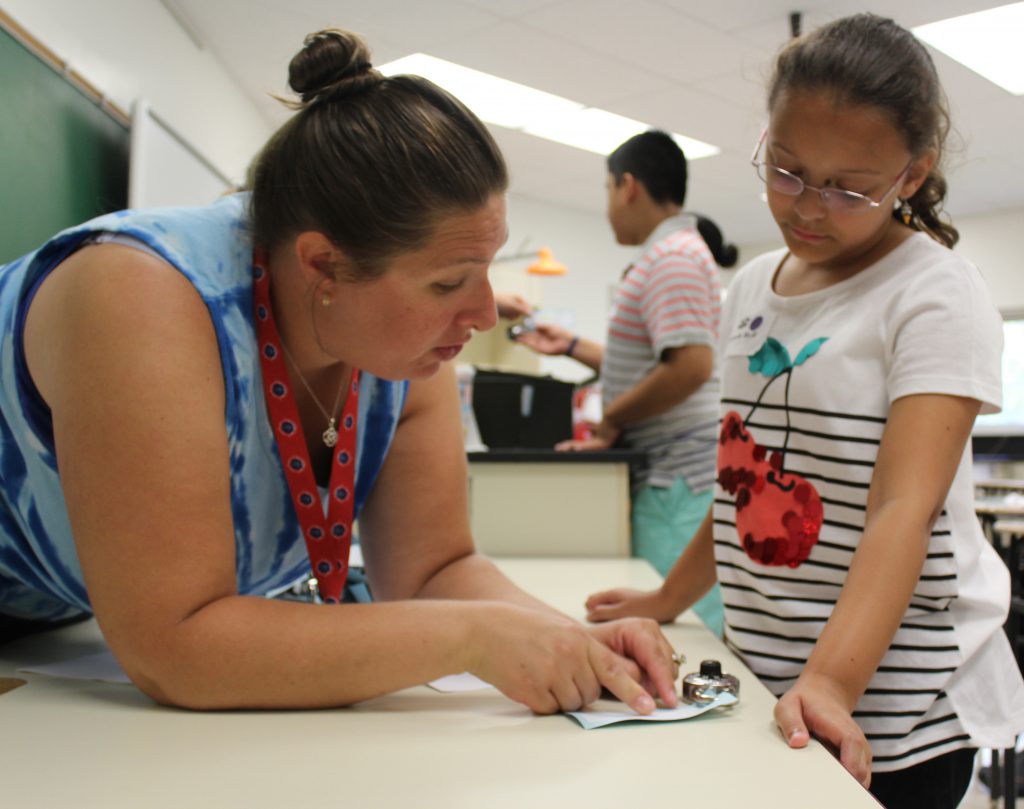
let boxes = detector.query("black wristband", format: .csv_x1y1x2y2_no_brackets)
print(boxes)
565,336,579,358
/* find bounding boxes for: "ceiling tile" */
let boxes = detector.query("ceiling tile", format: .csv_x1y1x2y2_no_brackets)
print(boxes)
247,0,502,46
458,0,563,17
433,20,676,109
650,0,838,33
522,0,765,83
609,83,763,155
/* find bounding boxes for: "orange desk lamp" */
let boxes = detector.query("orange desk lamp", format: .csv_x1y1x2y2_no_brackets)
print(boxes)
492,246,567,276
526,247,567,276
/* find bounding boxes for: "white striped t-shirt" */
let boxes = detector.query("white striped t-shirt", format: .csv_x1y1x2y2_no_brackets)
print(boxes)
601,215,721,491
715,235,1024,772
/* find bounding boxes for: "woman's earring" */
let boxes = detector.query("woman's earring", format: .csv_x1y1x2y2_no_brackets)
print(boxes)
899,199,913,226
321,293,332,307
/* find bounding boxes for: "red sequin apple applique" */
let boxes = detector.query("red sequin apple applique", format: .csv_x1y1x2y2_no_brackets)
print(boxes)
718,336,828,568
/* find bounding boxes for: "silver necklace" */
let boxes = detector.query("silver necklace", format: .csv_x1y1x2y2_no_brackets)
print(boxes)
278,341,346,448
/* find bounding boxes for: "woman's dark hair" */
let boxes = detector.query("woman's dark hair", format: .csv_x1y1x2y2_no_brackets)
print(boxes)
248,29,508,278
695,215,738,268
767,13,957,247
607,130,687,207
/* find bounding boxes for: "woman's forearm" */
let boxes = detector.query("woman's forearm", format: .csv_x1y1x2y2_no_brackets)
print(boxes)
133,553,576,709
125,595,490,710
414,551,561,614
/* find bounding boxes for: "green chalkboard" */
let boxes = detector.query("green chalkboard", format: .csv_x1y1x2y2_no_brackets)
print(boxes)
0,24,129,264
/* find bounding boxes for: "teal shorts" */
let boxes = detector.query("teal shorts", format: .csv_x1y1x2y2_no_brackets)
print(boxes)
631,477,724,637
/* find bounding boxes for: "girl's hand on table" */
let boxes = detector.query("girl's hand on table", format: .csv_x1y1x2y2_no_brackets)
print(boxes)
774,672,872,788
585,586,682,624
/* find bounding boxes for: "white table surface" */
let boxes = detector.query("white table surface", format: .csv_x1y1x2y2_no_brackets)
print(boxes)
0,558,878,808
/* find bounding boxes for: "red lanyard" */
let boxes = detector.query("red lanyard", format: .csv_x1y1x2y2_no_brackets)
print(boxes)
252,255,360,604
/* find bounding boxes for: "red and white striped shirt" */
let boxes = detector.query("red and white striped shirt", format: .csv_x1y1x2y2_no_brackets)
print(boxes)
601,215,721,491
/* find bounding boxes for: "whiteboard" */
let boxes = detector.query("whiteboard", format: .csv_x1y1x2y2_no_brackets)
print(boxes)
129,99,233,209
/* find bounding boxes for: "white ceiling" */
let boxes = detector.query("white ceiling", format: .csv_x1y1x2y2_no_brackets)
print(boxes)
170,0,1024,245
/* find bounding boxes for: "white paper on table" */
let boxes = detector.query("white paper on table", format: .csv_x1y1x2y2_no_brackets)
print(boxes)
567,691,737,729
426,672,495,692
19,650,131,684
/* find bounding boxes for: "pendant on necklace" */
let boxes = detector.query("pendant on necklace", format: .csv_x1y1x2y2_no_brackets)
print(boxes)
323,419,339,448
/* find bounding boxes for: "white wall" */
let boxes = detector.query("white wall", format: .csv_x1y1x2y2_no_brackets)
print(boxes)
732,206,1024,313
956,207,1024,314
3,0,272,184
504,196,634,383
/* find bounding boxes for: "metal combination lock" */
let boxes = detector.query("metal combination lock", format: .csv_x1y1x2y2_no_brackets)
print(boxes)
506,315,536,341
681,659,740,705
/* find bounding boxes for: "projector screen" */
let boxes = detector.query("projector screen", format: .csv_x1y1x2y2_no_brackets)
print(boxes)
128,100,233,209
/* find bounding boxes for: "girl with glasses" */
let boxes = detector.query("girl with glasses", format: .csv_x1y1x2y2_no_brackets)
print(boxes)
585,13,1024,807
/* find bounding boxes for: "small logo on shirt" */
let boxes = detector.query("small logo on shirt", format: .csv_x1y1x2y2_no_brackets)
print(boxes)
734,315,764,340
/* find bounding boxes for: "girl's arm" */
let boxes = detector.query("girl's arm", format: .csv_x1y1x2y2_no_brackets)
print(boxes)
29,244,673,712
774,393,981,787
585,507,717,623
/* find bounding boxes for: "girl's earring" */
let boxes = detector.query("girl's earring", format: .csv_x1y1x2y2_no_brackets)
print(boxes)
321,293,332,307
899,199,913,226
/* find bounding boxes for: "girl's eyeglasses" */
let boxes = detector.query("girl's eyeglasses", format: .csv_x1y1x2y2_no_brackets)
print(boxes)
750,129,911,215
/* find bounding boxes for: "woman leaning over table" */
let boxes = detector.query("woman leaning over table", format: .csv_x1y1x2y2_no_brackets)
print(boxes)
0,28,678,714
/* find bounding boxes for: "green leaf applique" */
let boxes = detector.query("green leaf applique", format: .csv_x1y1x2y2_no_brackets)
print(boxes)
748,338,792,378
794,337,829,367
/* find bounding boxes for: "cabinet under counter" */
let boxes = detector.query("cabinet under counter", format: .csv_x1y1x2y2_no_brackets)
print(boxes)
466,449,645,557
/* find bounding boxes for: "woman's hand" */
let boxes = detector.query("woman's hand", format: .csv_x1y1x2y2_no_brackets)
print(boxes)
585,586,683,624
774,672,872,788
586,617,679,708
464,603,663,715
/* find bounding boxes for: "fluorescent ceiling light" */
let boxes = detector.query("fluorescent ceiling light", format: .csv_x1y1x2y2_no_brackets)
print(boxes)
379,53,719,159
913,2,1024,95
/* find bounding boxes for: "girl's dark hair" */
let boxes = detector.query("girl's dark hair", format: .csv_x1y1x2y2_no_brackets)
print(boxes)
695,215,738,268
767,13,958,248
248,29,508,278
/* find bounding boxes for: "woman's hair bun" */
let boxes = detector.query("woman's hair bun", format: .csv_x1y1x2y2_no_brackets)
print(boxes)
288,28,380,106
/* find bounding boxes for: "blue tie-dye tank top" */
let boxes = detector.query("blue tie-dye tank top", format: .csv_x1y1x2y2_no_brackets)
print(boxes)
0,194,407,620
